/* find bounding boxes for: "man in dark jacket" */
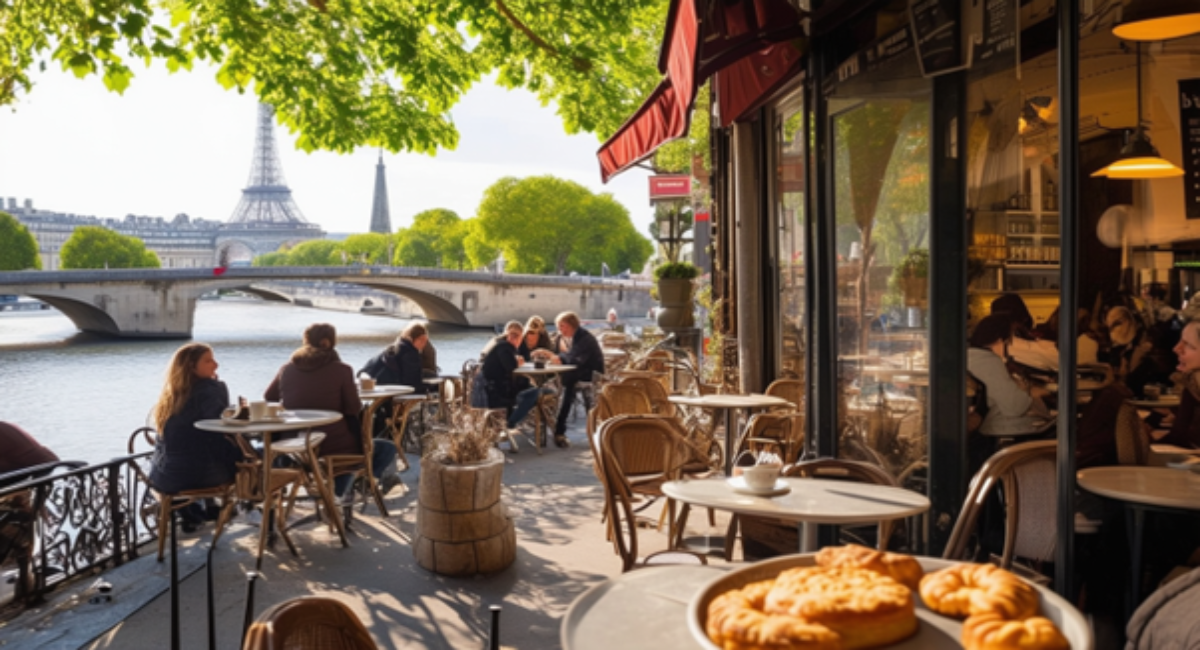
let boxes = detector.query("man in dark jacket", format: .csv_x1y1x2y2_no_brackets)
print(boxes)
548,311,605,447
359,322,430,395
481,321,552,435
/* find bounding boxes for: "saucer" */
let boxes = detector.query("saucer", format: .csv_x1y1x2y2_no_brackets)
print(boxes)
727,476,790,497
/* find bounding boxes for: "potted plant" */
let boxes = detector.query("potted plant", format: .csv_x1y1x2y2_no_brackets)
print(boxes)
653,261,701,328
888,248,929,308
412,411,515,576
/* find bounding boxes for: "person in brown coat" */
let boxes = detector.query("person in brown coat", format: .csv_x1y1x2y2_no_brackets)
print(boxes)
265,323,398,497
0,421,59,480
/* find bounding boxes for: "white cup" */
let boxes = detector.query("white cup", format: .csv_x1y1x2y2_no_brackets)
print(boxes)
267,403,284,417
741,464,782,491
249,400,269,421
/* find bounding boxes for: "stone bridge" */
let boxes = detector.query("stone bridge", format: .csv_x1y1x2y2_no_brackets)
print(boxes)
0,266,653,338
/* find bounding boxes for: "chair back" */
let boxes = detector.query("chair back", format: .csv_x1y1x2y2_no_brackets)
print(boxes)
942,440,1058,570
736,413,805,464
126,427,160,485
764,378,804,411
1115,401,1150,466
598,383,654,419
242,596,377,650
619,376,675,416
784,457,897,486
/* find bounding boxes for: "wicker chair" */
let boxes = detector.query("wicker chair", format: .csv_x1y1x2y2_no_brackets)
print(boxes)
764,378,804,412
726,457,898,560
319,411,391,526
127,427,239,562
242,596,378,650
942,440,1058,572
735,412,806,465
1115,401,1151,466
597,415,708,572
619,375,677,417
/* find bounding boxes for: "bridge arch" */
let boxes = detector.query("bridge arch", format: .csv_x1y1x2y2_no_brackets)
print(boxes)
355,282,468,325
26,294,121,336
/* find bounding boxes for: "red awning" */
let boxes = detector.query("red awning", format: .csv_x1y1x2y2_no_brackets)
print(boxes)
714,40,805,127
597,0,806,183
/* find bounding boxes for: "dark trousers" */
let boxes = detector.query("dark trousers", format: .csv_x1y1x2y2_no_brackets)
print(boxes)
554,380,578,437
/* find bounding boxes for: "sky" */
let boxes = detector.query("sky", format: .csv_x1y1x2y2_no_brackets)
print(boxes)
0,61,655,237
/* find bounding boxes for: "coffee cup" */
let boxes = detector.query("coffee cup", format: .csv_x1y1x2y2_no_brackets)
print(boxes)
741,463,782,491
267,403,284,417
360,377,376,391
249,400,269,421
534,360,546,370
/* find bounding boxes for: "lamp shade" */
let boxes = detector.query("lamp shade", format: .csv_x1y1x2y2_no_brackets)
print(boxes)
1113,0,1200,41
1093,127,1185,178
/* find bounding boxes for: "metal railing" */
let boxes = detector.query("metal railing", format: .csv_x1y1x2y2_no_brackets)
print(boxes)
0,453,156,608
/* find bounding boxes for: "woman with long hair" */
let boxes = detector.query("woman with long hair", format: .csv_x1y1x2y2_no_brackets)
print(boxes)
148,343,241,497
358,322,430,394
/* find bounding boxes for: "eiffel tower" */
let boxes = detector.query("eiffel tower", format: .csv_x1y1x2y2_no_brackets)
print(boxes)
217,104,322,263
368,152,392,234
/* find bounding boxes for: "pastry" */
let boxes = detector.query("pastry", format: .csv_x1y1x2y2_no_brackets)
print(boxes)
920,564,1039,620
766,566,918,650
706,579,841,650
962,613,1070,650
815,543,925,590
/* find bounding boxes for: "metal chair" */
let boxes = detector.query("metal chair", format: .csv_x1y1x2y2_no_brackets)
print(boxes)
126,427,239,562
241,596,378,649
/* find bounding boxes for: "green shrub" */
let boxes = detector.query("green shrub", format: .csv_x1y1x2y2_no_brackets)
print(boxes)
653,261,701,281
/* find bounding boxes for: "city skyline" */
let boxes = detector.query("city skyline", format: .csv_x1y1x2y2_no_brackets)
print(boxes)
0,61,655,238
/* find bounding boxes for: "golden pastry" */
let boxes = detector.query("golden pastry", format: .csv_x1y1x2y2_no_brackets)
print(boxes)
706,579,841,650
815,543,925,590
765,566,918,650
962,613,1070,650
920,564,1039,620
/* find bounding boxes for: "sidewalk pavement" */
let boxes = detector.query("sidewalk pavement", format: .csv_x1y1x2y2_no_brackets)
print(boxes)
18,417,736,650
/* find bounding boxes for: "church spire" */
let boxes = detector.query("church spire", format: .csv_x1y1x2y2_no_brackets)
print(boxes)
369,151,392,234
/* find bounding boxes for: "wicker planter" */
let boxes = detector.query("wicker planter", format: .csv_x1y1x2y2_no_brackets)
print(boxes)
900,275,928,308
413,448,515,576
656,278,696,328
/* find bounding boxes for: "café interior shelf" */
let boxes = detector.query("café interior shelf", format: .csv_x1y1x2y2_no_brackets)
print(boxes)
971,210,1061,292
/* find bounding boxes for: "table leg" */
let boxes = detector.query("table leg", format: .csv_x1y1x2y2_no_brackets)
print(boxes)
798,522,818,553
723,408,736,475
1125,505,1146,622
255,433,275,570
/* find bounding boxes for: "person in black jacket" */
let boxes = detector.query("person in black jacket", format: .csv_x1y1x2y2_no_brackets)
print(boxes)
148,343,242,529
548,311,605,447
481,321,553,432
359,322,430,395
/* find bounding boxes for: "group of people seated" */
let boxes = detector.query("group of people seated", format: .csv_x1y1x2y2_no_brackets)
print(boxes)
476,312,605,449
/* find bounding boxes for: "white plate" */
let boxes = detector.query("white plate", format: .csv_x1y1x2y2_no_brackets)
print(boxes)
726,476,790,497
688,554,1092,650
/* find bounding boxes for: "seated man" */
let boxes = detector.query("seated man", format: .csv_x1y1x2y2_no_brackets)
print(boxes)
548,311,606,448
480,321,553,446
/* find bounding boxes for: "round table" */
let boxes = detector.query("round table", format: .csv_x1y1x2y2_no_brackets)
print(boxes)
196,409,345,566
513,364,575,452
1077,466,1200,618
667,394,791,474
663,476,930,552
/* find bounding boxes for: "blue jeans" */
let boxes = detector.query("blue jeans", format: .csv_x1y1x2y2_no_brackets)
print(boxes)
334,438,398,496
508,386,555,428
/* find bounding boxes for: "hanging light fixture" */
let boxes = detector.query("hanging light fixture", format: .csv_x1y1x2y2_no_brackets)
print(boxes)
1092,43,1184,179
1113,0,1200,42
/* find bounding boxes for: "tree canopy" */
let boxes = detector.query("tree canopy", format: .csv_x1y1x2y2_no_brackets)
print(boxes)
394,208,463,268
2,0,667,154
0,211,41,271
60,226,160,269
475,175,652,275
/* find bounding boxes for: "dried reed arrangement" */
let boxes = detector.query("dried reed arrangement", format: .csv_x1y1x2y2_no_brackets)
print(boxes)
422,407,500,465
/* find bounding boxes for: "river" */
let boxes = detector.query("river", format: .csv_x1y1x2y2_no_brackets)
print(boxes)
0,300,497,464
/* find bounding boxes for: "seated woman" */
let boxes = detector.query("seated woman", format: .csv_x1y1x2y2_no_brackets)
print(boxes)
517,316,554,362
968,314,1052,438
358,322,430,395
266,323,397,497
148,344,242,528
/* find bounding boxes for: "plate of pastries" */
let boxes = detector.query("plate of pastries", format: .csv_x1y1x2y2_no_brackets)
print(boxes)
691,544,1092,650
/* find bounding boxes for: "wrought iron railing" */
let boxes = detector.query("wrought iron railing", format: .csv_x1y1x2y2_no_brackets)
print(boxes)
0,452,157,608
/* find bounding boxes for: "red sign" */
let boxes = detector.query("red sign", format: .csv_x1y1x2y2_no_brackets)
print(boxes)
694,212,710,222
648,175,692,201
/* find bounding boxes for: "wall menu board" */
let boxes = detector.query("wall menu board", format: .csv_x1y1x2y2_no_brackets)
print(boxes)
1181,78,1200,220
908,0,962,76
977,0,1017,65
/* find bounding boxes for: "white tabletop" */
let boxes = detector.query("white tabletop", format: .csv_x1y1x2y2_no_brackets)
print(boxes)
662,477,930,525
561,565,717,650
1077,466,1200,511
359,385,414,399
602,348,628,357
514,364,576,376
668,393,790,410
195,409,342,434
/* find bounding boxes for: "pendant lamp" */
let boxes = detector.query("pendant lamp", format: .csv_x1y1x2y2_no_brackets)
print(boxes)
1113,0,1200,42
1092,44,1184,179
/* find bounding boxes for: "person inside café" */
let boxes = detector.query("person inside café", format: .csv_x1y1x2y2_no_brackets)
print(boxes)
0,421,59,485
267,323,397,498
359,322,432,395
990,293,1058,371
480,321,554,439
147,343,242,530
547,311,605,448
967,314,1053,439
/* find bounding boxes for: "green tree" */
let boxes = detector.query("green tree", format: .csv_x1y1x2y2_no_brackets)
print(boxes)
462,219,500,270
0,211,41,270
339,233,392,265
475,175,651,275
2,0,667,154
60,226,160,269
252,251,290,267
285,239,340,266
